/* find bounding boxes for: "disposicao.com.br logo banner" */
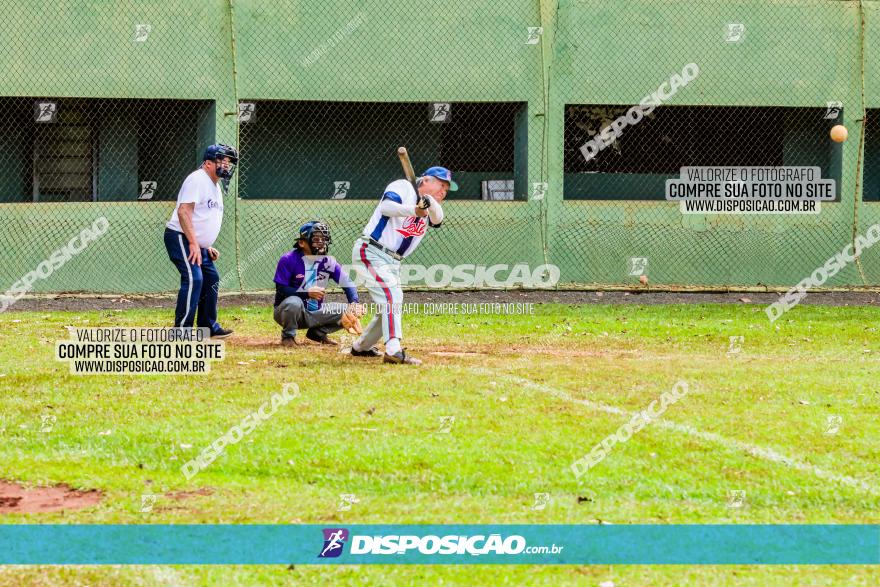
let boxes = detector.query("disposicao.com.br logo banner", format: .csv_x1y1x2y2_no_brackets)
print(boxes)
317,527,562,560
0,525,876,564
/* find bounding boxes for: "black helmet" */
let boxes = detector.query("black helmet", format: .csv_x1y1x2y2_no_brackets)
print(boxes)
203,143,239,180
298,220,332,255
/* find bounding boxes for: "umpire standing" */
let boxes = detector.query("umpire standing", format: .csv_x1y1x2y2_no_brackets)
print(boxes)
163,144,238,338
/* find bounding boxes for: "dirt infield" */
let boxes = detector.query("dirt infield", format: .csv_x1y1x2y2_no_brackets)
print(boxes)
0,481,102,514
7,289,880,312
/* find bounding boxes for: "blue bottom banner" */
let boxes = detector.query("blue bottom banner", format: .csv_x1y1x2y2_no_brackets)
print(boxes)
0,525,877,565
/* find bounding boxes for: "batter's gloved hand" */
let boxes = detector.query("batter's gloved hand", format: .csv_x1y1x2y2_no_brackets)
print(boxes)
416,194,431,210
341,310,363,335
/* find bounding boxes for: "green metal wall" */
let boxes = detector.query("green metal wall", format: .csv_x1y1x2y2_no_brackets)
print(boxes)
0,0,878,293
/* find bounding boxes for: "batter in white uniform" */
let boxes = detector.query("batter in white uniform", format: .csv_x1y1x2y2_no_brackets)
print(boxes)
350,166,456,365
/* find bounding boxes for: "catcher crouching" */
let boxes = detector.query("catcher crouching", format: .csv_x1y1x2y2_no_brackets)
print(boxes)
272,221,363,346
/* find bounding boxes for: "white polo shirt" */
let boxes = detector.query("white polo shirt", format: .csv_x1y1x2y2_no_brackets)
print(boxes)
166,168,224,248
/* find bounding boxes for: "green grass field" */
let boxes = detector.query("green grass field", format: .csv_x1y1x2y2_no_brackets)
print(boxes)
1,301,879,585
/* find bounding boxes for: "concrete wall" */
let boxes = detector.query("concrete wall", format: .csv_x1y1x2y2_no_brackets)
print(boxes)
0,0,878,292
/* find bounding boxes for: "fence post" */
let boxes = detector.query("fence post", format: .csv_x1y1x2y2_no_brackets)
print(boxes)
225,0,245,293
539,0,561,280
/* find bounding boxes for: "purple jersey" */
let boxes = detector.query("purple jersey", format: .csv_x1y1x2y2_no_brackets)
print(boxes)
273,249,358,309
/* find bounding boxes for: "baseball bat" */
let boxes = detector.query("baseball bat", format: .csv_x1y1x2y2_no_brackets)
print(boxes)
397,146,418,190
398,146,429,210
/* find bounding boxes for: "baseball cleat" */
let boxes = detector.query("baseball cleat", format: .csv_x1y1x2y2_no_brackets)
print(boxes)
210,327,234,339
306,331,338,346
383,350,422,365
350,346,381,357
281,336,298,347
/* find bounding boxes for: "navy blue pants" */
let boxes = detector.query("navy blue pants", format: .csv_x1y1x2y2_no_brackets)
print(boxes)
164,228,221,331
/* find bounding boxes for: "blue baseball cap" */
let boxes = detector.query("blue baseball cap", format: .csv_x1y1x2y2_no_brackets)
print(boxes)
422,166,458,191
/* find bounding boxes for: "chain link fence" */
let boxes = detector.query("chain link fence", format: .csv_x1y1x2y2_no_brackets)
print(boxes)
553,0,867,288
0,97,212,203
0,0,878,296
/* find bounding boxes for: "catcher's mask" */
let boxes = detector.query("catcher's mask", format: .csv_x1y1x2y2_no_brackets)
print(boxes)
298,220,332,255
203,143,239,181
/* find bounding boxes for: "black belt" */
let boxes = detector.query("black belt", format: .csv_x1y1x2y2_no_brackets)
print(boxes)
363,237,403,261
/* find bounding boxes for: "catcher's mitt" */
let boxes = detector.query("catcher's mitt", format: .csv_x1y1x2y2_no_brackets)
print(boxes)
341,310,363,335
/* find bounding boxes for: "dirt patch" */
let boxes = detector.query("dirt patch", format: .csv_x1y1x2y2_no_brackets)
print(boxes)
165,488,214,501
227,335,284,350
229,335,334,349
0,480,102,514
8,289,880,313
